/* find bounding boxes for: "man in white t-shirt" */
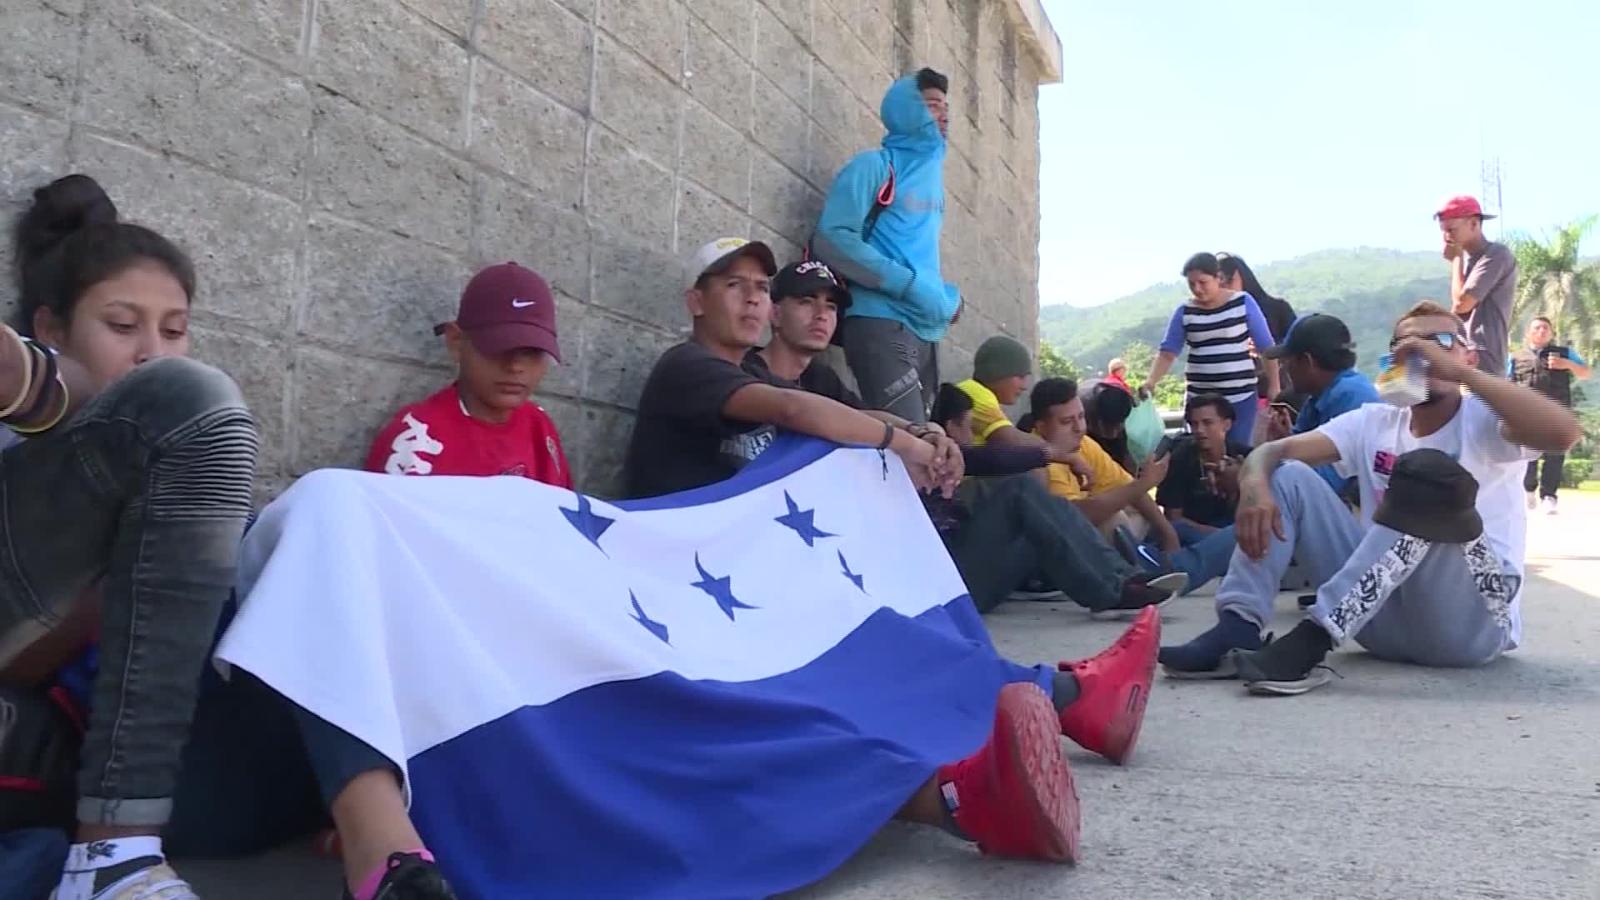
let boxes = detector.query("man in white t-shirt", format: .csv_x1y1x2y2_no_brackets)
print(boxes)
1159,301,1580,694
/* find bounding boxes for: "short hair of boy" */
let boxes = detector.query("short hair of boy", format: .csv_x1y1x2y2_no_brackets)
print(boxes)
931,382,972,430
915,67,949,94
1028,377,1078,422
1184,393,1235,424
1398,300,1466,333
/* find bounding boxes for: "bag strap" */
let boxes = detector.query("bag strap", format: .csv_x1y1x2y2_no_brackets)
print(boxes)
861,152,896,243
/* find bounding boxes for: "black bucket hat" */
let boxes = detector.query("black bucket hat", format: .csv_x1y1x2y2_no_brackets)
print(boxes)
1372,448,1483,543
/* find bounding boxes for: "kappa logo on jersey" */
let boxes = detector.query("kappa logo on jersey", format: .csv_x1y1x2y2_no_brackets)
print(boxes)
546,434,563,475
385,413,445,475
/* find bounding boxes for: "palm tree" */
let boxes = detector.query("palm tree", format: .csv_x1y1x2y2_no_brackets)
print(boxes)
1509,216,1600,354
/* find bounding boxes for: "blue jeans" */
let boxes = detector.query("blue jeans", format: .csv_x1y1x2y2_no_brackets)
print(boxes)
1172,518,1228,547
1227,396,1257,447
1144,525,1235,595
0,358,258,827
166,656,396,858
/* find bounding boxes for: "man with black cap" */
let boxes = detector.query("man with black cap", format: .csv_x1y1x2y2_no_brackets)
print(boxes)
1437,194,1517,376
1260,313,1377,498
1160,301,1579,694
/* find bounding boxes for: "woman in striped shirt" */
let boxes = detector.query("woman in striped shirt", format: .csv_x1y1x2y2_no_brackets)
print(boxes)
1141,252,1280,446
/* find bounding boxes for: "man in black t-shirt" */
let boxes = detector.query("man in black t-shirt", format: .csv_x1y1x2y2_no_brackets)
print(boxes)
741,260,868,407
622,242,959,500
1156,394,1249,544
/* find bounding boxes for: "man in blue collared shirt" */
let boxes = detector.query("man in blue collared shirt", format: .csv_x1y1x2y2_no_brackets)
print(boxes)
1262,314,1378,499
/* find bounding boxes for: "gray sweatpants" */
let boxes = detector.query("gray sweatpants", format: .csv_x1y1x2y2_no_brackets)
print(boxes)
840,315,938,424
1215,461,1516,667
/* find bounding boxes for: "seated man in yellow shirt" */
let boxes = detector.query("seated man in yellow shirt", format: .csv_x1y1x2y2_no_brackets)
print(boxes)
954,336,1043,448
1027,378,1236,596
1025,378,1180,551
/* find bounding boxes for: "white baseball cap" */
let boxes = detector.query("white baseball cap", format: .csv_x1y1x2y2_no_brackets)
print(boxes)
683,237,777,290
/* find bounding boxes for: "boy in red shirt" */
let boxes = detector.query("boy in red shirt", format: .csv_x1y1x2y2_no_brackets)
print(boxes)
366,261,572,487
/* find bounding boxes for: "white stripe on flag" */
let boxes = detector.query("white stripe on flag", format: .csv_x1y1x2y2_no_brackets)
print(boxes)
216,447,967,773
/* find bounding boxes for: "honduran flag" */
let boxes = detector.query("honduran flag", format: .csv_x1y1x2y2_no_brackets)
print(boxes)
216,437,1052,899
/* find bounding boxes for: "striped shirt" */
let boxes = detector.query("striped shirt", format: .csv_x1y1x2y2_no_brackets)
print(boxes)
1159,292,1275,404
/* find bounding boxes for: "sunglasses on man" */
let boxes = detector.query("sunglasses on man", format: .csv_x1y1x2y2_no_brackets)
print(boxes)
1389,331,1468,351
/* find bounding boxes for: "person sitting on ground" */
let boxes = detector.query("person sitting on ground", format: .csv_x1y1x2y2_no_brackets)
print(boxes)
0,175,259,900
1082,378,1139,474
1262,390,1308,443
1508,316,1591,514
1024,378,1177,546
621,237,1168,862
366,262,571,485
926,383,1183,616
278,262,583,900
1142,252,1280,447
1021,380,1236,596
1157,394,1250,543
813,68,959,422
1158,301,1580,694
1260,313,1377,498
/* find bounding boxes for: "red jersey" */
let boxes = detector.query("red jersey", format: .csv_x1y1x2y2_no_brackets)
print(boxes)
365,384,573,489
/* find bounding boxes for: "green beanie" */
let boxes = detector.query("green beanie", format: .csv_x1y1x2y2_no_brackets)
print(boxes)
972,335,1032,383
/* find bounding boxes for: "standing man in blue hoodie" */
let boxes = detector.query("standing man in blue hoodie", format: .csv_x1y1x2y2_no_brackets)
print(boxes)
812,69,959,424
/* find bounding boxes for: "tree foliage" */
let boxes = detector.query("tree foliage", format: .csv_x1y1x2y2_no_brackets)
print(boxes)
1037,342,1080,381
1508,216,1600,358
1117,340,1186,407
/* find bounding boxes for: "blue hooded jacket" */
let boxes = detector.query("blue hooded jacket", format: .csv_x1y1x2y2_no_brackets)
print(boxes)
812,77,959,343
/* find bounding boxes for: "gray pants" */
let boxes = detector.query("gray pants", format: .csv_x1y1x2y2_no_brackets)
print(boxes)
0,357,258,825
1215,461,1515,667
840,315,938,424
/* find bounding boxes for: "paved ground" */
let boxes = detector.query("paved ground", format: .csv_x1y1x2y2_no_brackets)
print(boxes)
188,495,1600,899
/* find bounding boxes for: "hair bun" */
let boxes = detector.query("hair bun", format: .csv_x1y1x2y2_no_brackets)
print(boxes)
14,174,119,267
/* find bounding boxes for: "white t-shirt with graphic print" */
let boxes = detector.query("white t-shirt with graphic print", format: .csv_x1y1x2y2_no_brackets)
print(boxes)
1315,394,1537,645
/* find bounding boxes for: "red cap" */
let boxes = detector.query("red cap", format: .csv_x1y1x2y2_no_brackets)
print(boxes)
436,262,560,361
1434,195,1495,221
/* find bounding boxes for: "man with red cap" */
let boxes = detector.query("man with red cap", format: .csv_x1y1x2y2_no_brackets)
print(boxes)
1436,195,1517,376
366,261,571,485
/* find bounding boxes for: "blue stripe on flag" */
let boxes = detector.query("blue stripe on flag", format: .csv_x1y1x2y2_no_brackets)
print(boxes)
406,597,1050,900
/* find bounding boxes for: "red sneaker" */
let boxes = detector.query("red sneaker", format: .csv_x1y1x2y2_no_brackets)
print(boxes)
1057,606,1160,765
937,683,1080,863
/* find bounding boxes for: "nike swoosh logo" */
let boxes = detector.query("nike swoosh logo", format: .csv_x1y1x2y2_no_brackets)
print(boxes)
511,299,536,308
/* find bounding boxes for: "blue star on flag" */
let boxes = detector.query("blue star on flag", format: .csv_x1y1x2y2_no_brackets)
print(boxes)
561,494,615,551
774,491,836,547
692,554,758,621
629,591,670,644
838,551,866,593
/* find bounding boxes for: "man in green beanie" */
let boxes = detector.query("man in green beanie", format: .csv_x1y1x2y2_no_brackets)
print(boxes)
956,335,1038,447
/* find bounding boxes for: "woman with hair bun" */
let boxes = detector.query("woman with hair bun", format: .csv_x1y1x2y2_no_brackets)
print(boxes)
0,174,258,900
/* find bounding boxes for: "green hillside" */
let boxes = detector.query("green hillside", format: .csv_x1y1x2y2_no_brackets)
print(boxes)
1040,248,1448,379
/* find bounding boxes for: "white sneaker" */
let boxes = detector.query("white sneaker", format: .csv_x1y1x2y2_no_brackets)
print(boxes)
1525,491,1537,510
1541,496,1558,515
52,864,198,900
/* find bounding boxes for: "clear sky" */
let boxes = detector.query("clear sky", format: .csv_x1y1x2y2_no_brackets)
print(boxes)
1036,0,1600,307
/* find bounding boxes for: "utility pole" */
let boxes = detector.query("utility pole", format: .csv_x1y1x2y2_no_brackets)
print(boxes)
1480,157,1504,238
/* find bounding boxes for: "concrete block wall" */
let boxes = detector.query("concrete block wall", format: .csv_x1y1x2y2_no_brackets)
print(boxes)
0,0,1058,497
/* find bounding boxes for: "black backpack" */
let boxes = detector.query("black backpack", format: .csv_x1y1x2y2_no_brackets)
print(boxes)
0,684,82,832
804,153,896,346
